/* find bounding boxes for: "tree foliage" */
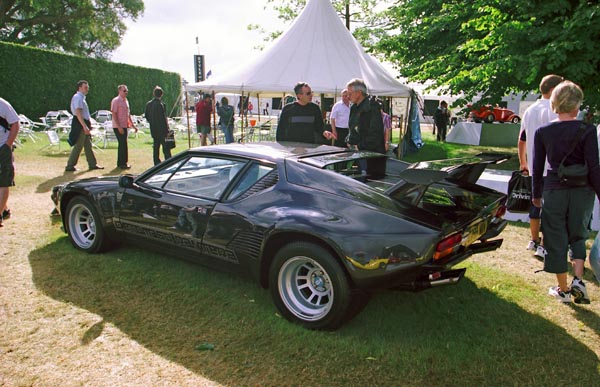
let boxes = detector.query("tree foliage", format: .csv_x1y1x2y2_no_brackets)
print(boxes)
376,0,600,109
0,0,144,58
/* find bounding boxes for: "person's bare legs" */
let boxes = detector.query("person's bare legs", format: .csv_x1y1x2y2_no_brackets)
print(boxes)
556,272,568,292
530,218,541,243
0,186,9,225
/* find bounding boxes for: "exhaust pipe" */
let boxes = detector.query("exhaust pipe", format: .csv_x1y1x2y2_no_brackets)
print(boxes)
392,268,467,291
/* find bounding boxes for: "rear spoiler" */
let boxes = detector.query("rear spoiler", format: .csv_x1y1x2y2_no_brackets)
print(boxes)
386,153,510,196
404,153,510,185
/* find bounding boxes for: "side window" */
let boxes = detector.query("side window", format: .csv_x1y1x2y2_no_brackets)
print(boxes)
228,163,275,200
141,156,247,199
144,159,185,188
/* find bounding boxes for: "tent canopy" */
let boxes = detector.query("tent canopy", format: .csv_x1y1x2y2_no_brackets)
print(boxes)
187,0,411,97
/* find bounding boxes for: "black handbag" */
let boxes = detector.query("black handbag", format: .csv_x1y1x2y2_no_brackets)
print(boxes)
506,170,532,213
557,123,588,187
165,129,176,149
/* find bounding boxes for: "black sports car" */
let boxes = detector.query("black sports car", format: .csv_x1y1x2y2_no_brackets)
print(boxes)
51,142,508,330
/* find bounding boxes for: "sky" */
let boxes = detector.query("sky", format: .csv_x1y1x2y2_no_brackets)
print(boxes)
111,0,286,83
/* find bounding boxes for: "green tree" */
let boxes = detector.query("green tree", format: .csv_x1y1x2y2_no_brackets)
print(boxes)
376,0,600,109
0,0,144,58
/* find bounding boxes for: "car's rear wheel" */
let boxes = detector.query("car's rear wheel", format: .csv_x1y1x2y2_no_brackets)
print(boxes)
269,242,356,330
485,113,495,123
66,196,110,253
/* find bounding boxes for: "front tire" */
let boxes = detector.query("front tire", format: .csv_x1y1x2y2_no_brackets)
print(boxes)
65,196,110,253
269,242,355,330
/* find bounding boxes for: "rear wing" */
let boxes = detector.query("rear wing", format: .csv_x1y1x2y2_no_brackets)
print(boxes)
404,153,510,185
385,153,510,197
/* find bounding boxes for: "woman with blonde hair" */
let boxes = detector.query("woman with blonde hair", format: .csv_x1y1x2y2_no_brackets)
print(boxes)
532,80,600,303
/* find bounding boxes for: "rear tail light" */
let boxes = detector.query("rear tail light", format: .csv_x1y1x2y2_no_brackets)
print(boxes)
433,233,462,260
495,205,507,219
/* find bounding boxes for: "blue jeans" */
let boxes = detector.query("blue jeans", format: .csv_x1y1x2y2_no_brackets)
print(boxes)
220,124,234,144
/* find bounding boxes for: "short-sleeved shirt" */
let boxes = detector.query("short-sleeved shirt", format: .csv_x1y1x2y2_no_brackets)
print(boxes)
519,98,557,174
111,96,131,128
70,91,91,120
0,98,19,146
330,100,350,128
195,100,213,126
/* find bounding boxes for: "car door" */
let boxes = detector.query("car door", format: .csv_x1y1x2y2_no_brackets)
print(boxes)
117,155,247,266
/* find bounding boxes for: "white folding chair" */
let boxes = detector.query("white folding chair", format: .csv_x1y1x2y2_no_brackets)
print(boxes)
39,130,61,152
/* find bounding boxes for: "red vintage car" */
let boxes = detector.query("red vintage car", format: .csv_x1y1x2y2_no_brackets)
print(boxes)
469,105,521,124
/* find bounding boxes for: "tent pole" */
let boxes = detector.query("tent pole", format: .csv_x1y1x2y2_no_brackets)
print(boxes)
257,94,261,122
241,90,245,142
212,90,217,144
184,84,191,149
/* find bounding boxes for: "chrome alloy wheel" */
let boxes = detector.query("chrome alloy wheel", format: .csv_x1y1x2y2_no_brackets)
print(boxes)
278,256,333,321
68,202,96,249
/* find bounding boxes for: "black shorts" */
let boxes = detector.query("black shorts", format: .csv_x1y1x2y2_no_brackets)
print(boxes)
0,143,15,187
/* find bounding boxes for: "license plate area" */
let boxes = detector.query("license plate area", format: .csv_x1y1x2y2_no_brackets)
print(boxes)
463,221,487,246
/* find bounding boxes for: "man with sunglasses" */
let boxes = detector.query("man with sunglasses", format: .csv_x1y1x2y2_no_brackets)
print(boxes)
276,82,333,143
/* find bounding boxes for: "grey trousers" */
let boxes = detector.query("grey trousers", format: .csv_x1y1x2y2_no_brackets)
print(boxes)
66,133,97,169
541,187,595,273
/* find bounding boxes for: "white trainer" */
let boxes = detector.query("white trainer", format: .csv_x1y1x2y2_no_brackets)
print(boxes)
570,278,590,304
548,286,571,303
534,245,547,260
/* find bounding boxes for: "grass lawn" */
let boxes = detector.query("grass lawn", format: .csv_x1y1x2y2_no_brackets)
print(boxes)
2,128,599,386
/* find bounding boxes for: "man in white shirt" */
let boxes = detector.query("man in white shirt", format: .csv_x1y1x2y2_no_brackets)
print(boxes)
517,74,564,259
329,89,350,147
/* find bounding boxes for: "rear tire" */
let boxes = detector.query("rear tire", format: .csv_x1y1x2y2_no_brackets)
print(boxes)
269,242,358,330
485,113,495,123
65,196,110,253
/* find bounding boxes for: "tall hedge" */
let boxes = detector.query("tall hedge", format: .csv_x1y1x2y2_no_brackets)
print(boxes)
0,42,181,120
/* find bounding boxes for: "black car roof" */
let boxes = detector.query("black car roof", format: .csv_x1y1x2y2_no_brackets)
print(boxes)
187,142,352,163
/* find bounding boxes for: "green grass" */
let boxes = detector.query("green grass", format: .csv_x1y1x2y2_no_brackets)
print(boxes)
10,128,600,386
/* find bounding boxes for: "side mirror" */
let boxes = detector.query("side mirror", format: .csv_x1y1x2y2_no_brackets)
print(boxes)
118,174,135,188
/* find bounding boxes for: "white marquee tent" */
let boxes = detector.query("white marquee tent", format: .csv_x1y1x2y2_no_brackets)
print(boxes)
187,0,412,97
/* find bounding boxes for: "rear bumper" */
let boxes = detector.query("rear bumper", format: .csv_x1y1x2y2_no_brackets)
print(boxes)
353,238,503,291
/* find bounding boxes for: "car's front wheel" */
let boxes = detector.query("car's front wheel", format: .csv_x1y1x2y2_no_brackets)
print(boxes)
511,116,521,124
269,242,356,330
66,196,110,253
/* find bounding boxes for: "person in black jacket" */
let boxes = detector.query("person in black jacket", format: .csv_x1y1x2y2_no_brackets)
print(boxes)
433,100,450,141
346,78,386,177
276,82,333,143
144,86,171,165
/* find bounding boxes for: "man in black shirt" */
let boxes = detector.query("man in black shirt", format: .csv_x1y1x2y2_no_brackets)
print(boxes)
276,82,333,143
144,86,171,165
